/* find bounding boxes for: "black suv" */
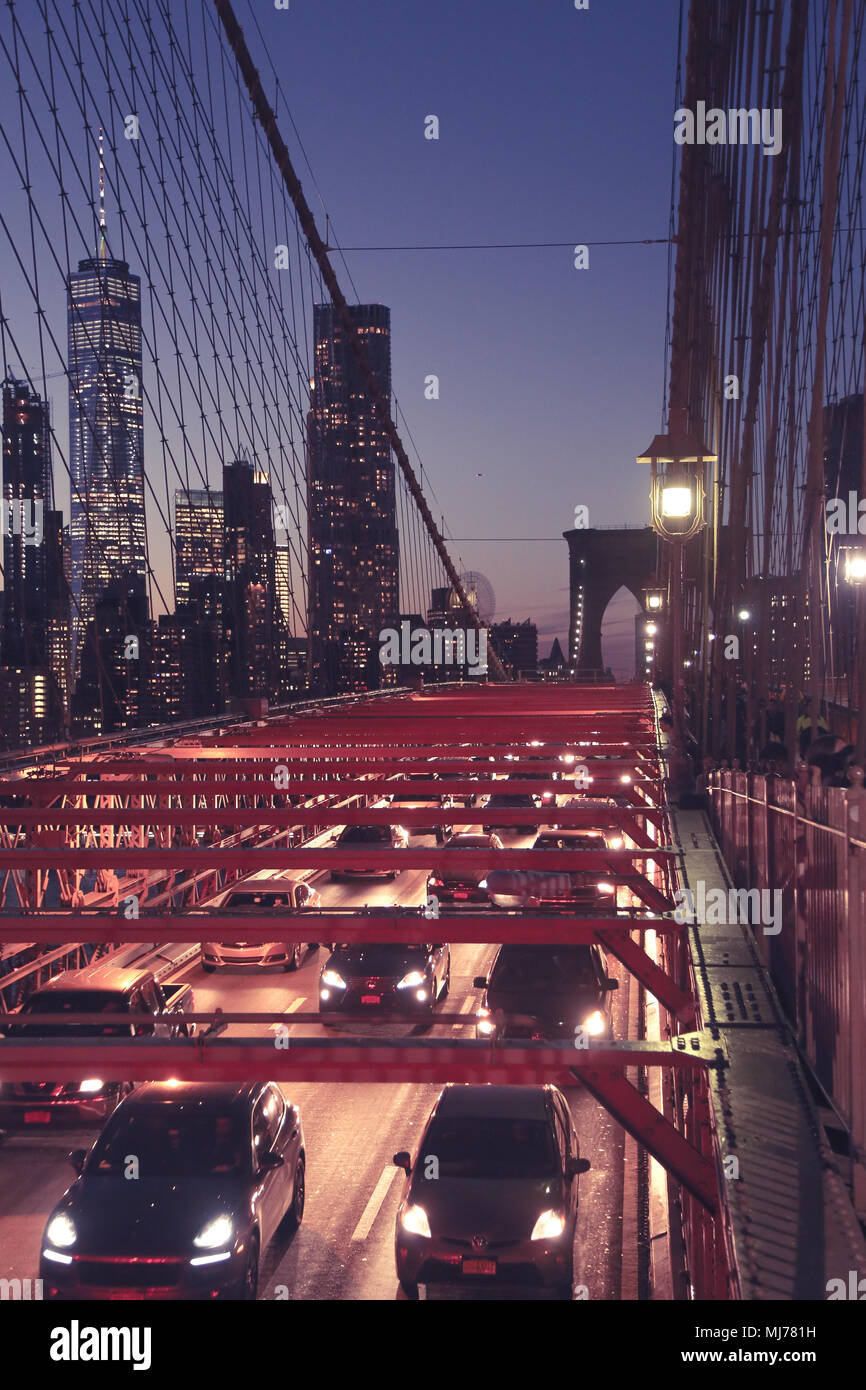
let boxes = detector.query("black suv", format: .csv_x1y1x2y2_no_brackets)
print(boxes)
474,943,618,1041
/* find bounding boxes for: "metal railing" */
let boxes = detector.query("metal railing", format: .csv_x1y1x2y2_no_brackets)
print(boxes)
708,768,866,1209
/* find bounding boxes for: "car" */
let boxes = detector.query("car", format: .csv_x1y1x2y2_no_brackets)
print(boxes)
330,822,409,879
473,943,618,1040
393,1083,590,1299
527,829,617,905
0,964,193,1128
481,792,540,835
319,942,450,1018
426,832,504,904
387,789,456,843
192,870,322,972
39,1082,305,1301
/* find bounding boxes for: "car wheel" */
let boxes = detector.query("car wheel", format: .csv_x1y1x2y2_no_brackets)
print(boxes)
440,959,451,999
556,1269,574,1300
399,1278,419,1300
239,1238,259,1301
285,1156,306,1231
284,944,302,972
202,962,216,974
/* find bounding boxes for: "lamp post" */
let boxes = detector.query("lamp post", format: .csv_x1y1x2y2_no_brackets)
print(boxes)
637,421,716,751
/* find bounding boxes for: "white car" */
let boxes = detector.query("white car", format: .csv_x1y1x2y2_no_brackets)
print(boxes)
195,870,321,971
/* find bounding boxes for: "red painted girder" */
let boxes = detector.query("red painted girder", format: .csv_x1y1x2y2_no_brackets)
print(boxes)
0,1037,709,1088
0,806,667,830
0,913,679,945
85,752,662,770
0,847,677,870
577,1066,718,1212
596,928,696,1025
1,777,661,798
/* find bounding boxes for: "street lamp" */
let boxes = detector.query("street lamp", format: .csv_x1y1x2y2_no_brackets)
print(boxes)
842,548,866,585
637,422,717,746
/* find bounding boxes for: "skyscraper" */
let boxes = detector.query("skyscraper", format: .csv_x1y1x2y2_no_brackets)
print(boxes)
175,489,224,620
223,459,277,700
307,303,399,693
1,378,51,667
0,378,66,745
68,148,147,682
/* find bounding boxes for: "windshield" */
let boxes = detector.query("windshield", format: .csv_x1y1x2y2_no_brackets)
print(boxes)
339,825,390,844
87,1107,249,1178
491,947,599,991
534,835,602,850
13,990,130,1037
331,945,428,972
225,891,294,907
421,1116,557,1179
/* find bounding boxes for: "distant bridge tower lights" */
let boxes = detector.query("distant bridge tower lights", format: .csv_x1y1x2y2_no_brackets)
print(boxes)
637,418,716,765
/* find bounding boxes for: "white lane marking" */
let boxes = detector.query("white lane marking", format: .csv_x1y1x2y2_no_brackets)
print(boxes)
460,994,476,1013
351,1165,400,1242
270,996,306,1031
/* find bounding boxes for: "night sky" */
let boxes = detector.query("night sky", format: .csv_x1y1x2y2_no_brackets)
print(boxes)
256,0,680,670
0,0,682,676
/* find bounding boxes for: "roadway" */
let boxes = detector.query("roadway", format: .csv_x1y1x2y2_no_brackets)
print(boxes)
0,824,633,1300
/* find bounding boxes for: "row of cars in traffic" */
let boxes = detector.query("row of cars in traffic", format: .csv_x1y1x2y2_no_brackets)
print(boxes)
2,767,616,1298
34,1078,589,1300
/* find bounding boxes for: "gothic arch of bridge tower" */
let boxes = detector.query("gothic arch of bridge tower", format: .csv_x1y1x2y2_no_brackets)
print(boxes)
563,526,658,675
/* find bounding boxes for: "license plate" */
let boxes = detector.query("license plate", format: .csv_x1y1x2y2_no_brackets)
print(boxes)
24,1111,51,1123
454,891,468,900
462,1258,496,1276
361,995,381,1005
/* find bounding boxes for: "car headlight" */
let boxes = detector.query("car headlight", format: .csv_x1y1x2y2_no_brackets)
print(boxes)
397,970,427,989
45,1213,77,1249
78,1079,104,1094
608,836,624,850
321,969,347,989
477,1017,496,1036
428,876,443,887
581,1009,607,1036
400,1204,431,1238
193,1215,234,1250
596,881,615,894
531,1209,566,1241
477,879,487,889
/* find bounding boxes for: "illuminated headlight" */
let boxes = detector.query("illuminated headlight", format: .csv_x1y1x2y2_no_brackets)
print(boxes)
608,836,624,850
477,1018,496,1036
78,1079,104,1094
190,1251,232,1267
45,1213,77,1249
596,881,615,894
321,969,347,989
397,970,426,989
477,879,488,890
581,1010,607,1036
400,1204,431,1238
531,1209,567,1240
428,876,443,888
193,1215,234,1250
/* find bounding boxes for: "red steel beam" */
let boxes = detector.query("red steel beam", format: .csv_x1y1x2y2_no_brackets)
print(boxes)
0,777,661,798
0,807,668,830
0,913,680,945
0,847,677,870
577,1065,718,1212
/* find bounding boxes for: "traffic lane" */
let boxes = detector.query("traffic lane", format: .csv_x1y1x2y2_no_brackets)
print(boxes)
184,940,499,1042
0,951,629,1300
261,951,631,1302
